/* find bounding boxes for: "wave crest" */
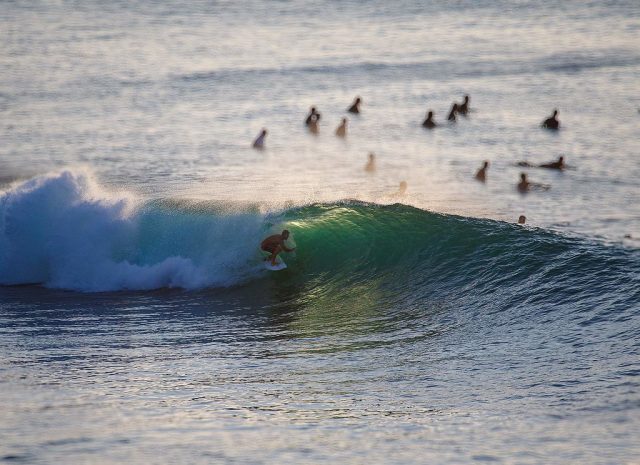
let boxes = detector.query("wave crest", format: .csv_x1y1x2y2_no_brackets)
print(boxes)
1,171,637,301
0,171,267,291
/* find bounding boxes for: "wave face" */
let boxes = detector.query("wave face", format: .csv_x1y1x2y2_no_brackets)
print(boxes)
1,171,638,308
281,203,639,315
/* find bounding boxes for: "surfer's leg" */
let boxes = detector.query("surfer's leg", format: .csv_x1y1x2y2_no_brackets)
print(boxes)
270,245,282,265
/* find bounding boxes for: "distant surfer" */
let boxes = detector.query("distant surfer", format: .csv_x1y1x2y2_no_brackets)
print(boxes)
458,95,470,115
396,180,408,195
335,117,347,137
365,152,376,172
539,156,565,170
447,103,458,122
542,109,560,129
348,97,361,114
517,156,565,170
305,107,321,125
475,160,489,182
422,111,436,128
518,172,549,193
518,173,530,192
252,128,267,149
305,107,321,134
261,230,295,266
518,215,526,224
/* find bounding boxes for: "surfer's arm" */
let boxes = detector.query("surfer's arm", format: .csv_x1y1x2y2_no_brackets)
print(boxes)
282,242,295,253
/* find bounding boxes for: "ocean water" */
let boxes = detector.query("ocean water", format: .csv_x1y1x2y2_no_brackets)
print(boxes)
1,1,639,463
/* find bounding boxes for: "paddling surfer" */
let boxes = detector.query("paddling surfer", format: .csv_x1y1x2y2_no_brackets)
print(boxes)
261,230,295,266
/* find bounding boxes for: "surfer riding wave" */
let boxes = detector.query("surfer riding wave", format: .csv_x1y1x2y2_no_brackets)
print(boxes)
261,230,295,266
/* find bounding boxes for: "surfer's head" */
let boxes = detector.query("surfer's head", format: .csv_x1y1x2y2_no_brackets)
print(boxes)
518,215,526,224
281,229,290,239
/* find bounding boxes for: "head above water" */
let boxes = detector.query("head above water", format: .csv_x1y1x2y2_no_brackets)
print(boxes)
354,96,361,104
553,109,558,117
520,172,527,181
463,95,469,103
483,160,489,168
518,215,526,224
427,110,433,118
261,128,267,135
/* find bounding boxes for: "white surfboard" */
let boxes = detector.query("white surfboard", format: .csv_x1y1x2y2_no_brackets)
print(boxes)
264,258,287,271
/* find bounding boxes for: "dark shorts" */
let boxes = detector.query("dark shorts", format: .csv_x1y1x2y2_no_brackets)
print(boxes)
261,244,277,254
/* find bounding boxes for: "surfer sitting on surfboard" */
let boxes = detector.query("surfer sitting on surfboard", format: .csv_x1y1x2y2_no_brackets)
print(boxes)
261,230,295,266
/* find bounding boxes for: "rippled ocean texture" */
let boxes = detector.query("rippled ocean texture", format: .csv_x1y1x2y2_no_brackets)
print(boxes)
1,1,639,464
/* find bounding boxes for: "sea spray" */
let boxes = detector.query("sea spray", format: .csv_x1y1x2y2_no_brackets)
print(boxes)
0,170,270,291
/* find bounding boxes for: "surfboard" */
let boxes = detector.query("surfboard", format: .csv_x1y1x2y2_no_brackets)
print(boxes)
264,257,287,271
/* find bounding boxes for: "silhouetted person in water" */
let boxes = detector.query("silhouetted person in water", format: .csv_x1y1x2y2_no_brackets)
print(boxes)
397,181,407,195
518,215,526,225
458,95,470,115
306,107,321,134
305,107,321,126
517,172,549,193
518,172,530,192
475,160,489,182
539,156,565,170
365,152,376,172
422,111,436,128
335,117,347,137
517,155,566,170
448,103,458,122
348,97,361,114
542,109,560,129
252,128,267,149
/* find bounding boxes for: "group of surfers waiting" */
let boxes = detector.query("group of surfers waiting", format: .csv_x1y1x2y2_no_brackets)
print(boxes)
252,96,566,206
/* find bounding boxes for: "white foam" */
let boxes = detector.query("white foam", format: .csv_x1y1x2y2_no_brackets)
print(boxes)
0,170,271,291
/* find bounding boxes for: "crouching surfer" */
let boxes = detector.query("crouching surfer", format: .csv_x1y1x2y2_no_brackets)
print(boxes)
261,229,295,266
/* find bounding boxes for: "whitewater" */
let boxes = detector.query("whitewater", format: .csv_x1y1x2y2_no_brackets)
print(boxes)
0,170,269,291
1,0,639,464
